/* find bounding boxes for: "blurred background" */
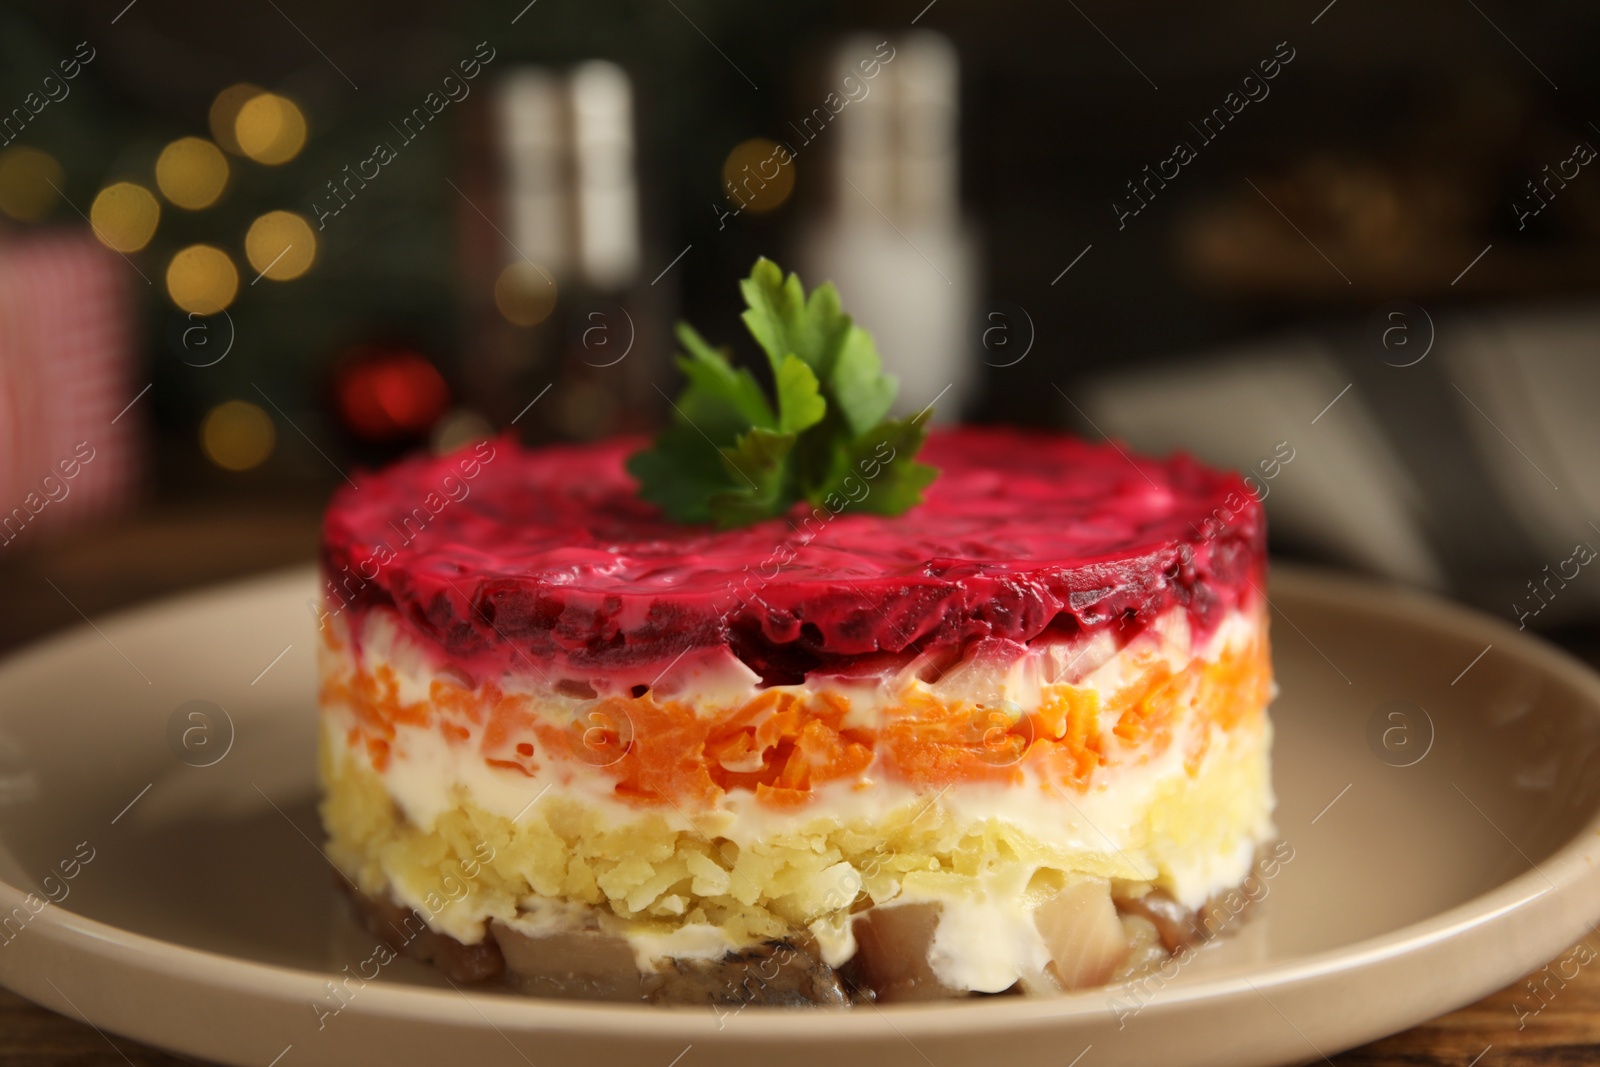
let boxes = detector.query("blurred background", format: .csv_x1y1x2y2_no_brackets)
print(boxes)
0,0,1598,648
3,3,1600,1058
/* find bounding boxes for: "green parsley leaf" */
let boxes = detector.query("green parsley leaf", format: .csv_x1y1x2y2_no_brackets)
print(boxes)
627,424,738,523
774,354,826,434
629,258,941,527
709,427,797,527
739,259,848,379
828,323,896,436
674,322,775,433
829,413,939,516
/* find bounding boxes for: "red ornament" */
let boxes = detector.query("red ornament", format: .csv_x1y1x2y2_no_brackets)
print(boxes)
333,347,450,442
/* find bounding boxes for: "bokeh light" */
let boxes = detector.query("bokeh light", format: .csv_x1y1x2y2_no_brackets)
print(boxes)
245,210,317,281
721,138,795,214
89,182,161,252
235,93,307,165
200,400,275,471
430,408,493,454
334,349,451,441
166,244,239,315
155,137,229,210
209,83,263,155
557,378,618,441
493,262,558,326
0,147,63,221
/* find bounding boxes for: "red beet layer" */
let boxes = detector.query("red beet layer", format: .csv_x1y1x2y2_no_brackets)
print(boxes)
318,428,1265,685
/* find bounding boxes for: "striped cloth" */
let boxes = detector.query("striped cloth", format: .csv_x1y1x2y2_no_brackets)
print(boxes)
0,230,139,546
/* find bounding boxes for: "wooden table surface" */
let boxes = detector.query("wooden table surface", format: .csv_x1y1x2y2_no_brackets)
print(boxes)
2,507,1599,1067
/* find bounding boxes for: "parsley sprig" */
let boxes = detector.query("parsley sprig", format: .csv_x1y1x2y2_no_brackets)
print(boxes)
627,258,938,528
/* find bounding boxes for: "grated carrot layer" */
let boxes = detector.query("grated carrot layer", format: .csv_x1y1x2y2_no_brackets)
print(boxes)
319,626,1271,810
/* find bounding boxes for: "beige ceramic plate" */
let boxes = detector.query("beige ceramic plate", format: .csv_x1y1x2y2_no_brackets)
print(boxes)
2,565,1599,1067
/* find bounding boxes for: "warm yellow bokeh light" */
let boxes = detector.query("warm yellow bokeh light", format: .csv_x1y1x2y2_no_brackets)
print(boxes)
244,210,316,281
0,147,63,221
493,262,558,326
166,244,239,315
156,137,229,210
209,83,263,155
243,207,315,281
234,93,307,165
89,182,160,252
721,138,795,214
200,400,275,471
